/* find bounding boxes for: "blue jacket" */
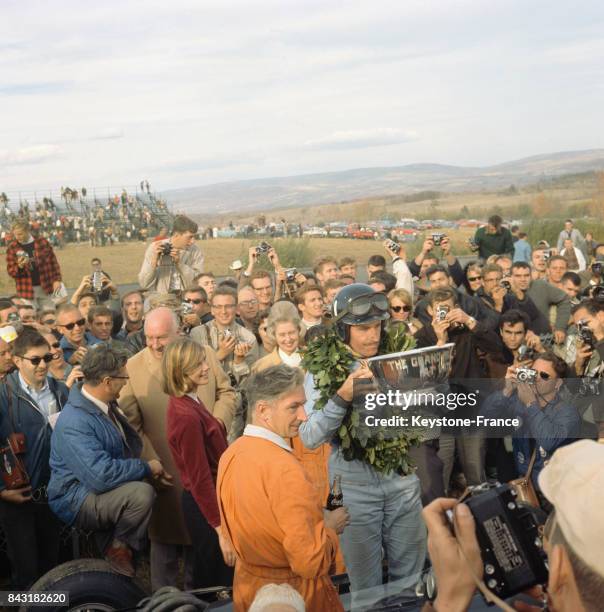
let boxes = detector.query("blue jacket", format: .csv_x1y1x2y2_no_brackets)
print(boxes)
513,239,532,263
59,333,102,363
48,384,150,525
0,372,68,492
481,390,581,487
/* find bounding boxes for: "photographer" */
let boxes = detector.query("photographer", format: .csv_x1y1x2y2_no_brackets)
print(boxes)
409,235,464,288
423,440,604,612
481,351,581,487
181,287,212,329
472,215,514,260
138,215,204,294
383,240,414,295
415,287,503,490
579,247,604,291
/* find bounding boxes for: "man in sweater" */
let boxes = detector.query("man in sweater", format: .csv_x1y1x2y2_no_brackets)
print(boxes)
472,215,514,260
556,218,585,254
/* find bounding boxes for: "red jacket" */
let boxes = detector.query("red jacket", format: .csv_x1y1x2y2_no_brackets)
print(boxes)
6,237,62,299
166,394,228,528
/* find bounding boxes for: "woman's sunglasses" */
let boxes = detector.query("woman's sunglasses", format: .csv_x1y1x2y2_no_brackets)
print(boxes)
58,318,86,331
390,305,412,313
18,353,54,366
467,276,482,282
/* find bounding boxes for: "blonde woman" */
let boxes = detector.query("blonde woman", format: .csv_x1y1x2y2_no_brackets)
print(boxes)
387,288,422,336
162,338,234,588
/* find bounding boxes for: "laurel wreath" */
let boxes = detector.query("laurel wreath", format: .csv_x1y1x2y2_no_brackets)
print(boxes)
301,323,423,475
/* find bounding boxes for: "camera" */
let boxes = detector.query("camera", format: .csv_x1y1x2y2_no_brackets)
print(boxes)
463,484,548,600
436,304,449,322
516,367,537,384
181,302,194,316
468,238,478,249
592,262,603,276
517,344,536,362
16,250,29,261
285,268,297,283
256,241,272,255
593,285,604,302
92,271,103,293
431,233,445,247
499,279,511,291
542,249,552,262
223,329,232,339
160,242,172,256
577,319,595,348
386,239,401,254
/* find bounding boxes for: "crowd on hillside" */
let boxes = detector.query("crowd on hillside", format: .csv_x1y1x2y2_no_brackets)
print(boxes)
0,186,169,248
1,213,604,611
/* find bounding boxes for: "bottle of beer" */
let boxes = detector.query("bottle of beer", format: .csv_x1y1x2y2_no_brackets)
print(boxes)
326,474,343,510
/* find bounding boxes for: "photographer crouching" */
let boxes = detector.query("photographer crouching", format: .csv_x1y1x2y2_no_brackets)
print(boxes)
422,440,604,612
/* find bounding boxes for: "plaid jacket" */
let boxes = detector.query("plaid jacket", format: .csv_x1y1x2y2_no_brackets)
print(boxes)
6,237,62,299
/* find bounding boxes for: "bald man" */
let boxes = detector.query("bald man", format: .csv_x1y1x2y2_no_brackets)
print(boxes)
119,307,236,590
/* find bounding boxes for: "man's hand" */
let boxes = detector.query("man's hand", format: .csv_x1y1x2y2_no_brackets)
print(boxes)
216,525,237,567
169,247,181,264
101,274,118,294
440,236,452,256
183,313,201,328
152,240,166,265
17,255,29,269
268,247,280,268
432,318,450,345
233,342,251,364
294,272,307,286
147,459,173,488
575,341,593,373
553,330,566,345
69,346,88,365
216,335,236,361
336,364,374,403
383,240,404,260
423,498,482,612
276,268,286,284
52,280,63,292
324,506,350,535
503,366,518,397
525,332,544,353
0,485,32,504
491,285,507,310
517,381,537,407
65,366,84,389
147,459,164,478
422,238,435,254
446,308,472,328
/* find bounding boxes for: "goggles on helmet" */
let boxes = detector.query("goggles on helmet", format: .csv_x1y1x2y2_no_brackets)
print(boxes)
333,291,389,322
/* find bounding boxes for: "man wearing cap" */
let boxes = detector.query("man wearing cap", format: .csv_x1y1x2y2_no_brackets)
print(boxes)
229,260,243,282
299,284,426,594
422,439,604,612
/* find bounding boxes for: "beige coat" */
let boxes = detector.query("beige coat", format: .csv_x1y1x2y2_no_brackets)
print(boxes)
118,345,236,545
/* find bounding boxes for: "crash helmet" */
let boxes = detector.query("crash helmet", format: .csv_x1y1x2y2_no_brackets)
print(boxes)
332,283,390,342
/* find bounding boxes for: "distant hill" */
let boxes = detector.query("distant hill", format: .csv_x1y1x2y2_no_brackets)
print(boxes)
163,149,604,217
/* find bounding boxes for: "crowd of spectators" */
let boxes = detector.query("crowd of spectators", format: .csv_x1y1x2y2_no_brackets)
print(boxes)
1,211,604,610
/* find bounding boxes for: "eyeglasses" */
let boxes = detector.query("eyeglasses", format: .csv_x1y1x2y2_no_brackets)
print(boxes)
211,304,236,311
18,353,54,366
239,299,259,307
467,276,482,282
185,298,206,305
58,318,86,331
110,375,130,380
390,305,411,313
42,319,56,326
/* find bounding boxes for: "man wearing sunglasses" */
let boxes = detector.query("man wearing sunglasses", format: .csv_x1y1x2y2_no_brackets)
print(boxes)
182,287,213,329
299,284,426,595
481,351,581,489
0,328,68,590
56,303,102,365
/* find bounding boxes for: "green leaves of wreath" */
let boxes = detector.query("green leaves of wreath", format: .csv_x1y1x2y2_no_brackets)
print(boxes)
301,323,423,475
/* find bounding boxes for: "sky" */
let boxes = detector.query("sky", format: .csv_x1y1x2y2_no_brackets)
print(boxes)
1,0,603,197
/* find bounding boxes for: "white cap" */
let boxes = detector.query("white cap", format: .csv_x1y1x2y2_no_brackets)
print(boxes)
0,326,18,343
229,259,243,271
539,440,604,577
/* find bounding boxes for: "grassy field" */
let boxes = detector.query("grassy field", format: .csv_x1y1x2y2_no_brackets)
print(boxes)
0,230,476,294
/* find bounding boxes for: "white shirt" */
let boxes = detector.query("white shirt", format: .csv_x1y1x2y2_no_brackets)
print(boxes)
302,318,321,329
278,349,302,368
82,387,126,441
186,392,201,404
243,424,292,453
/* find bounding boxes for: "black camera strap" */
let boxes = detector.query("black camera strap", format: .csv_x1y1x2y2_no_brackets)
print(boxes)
1,381,18,436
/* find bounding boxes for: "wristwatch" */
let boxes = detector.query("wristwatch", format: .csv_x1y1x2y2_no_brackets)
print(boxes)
466,316,477,329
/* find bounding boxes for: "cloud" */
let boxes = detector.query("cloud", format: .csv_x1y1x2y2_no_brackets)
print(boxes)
304,128,418,151
0,145,61,166
0,81,73,96
89,127,125,141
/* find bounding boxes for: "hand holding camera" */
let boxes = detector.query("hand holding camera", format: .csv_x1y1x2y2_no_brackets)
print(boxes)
233,342,252,364
217,332,237,361
383,239,401,258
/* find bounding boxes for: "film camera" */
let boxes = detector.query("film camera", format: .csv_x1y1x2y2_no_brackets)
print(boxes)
431,233,446,247
284,268,297,283
461,484,548,600
436,304,450,322
160,242,172,256
517,344,536,362
592,262,603,276
516,367,537,384
256,241,272,256
542,249,552,262
180,302,194,316
386,239,401,254
577,319,595,349
499,279,512,291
